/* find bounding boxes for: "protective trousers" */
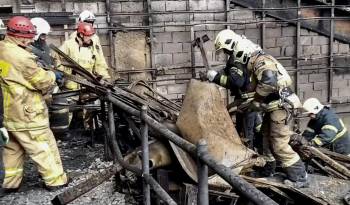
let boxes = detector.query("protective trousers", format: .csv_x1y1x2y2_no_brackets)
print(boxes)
2,128,68,188
261,109,301,168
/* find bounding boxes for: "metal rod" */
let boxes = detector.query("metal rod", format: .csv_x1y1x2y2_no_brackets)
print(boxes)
106,93,277,204
197,139,209,205
328,0,335,103
295,0,301,129
261,0,266,49
141,105,151,205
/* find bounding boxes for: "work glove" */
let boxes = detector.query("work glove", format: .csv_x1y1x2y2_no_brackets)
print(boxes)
0,127,9,146
206,70,218,82
248,101,265,112
54,70,64,82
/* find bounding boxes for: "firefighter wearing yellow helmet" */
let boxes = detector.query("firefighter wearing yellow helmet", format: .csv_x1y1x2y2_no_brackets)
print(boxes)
213,29,307,187
0,16,68,195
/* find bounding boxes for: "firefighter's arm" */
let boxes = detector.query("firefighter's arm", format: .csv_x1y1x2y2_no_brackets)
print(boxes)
254,61,278,98
23,56,56,93
302,121,317,141
52,41,72,75
311,117,338,146
93,44,111,81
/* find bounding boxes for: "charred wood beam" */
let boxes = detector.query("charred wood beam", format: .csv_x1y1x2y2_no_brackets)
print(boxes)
51,164,122,205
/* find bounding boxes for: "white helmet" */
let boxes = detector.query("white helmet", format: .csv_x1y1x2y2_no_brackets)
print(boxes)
302,98,324,115
215,29,262,64
214,29,242,52
0,19,5,34
30,17,50,41
79,10,96,23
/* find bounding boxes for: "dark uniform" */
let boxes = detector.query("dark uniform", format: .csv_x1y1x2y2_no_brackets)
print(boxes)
211,55,262,149
303,106,350,155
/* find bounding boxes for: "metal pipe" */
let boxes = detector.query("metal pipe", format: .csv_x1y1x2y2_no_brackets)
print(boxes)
328,0,335,103
143,174,177,205
106,93,277,204
197,139,209,205
141,106,151,205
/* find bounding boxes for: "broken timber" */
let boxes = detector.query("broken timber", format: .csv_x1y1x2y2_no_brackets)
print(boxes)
51,164,122,205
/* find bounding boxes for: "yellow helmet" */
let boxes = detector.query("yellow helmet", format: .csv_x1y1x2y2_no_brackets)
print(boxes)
302,98,324,115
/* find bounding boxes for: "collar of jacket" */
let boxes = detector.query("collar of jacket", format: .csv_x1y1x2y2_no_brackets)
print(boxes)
4,35,31,50
316,106,330,120
75,36,94,47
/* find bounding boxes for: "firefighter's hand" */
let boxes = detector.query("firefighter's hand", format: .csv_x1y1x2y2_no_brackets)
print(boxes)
248,101,264,112
0,127,9,145
54,70,64,82
207,70,218,82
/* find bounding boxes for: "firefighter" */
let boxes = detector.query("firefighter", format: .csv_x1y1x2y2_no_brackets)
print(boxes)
0,18,8,187
58,21,110,90
206,57,262,150
0,16,68,194
302,98,350,155
29,17,53,69
214,29,307,187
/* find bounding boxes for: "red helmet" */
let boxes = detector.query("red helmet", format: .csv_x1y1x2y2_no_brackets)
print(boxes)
7,16,36,39
77,22,95,37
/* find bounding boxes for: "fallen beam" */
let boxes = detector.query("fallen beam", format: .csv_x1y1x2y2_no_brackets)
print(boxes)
51,164,122,205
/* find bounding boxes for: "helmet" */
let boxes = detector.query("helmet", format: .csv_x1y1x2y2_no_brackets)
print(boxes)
78,10,96,23
302,98,324,115
77,22,95,36
232,36,261,64
7,16,36,39
214,29,241,52
0,19,6,34
215,29,262,64
30,17,51,41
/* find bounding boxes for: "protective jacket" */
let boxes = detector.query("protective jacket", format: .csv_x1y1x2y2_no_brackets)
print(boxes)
58,36,110,90
0,36,56,131
303,107,350,154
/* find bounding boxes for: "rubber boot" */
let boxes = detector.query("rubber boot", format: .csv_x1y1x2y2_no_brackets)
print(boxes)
260,160,276,177
283,159,309,188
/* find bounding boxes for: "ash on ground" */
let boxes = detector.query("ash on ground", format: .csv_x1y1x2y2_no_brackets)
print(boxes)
0,133,137,205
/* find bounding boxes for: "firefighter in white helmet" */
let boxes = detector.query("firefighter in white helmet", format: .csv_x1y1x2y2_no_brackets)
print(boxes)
302,98,350,155
29,17,53,68
211,29,307,187
0,16,68,196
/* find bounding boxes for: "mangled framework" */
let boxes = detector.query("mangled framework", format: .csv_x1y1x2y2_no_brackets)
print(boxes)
49,44,277,205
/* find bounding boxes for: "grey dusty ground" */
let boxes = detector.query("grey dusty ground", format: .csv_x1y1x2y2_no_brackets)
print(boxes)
0,134,137,205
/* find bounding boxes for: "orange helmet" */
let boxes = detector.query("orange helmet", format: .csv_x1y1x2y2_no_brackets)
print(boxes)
7,16,36,39
77,22,95,37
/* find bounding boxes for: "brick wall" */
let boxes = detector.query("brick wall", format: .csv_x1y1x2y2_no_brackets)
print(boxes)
8,0,350,127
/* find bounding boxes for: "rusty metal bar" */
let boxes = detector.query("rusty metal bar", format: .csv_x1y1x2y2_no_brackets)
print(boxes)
141,105,151,205
328,0,335,103
197,139,208,205
106,93,277,204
